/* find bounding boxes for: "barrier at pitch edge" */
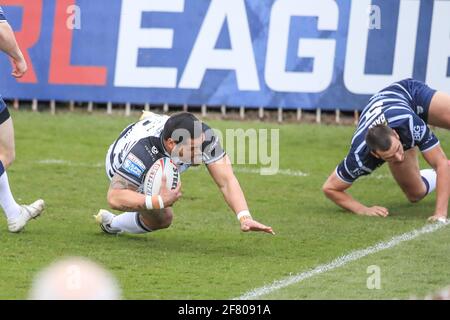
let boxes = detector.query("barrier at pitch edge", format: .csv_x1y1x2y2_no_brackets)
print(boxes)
0,0,448,110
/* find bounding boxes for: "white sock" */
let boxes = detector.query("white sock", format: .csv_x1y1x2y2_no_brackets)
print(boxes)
420,169,437,195
110,212,151,234
0,171,21,220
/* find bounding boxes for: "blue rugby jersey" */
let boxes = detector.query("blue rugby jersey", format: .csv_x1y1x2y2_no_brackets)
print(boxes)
336,79,439,184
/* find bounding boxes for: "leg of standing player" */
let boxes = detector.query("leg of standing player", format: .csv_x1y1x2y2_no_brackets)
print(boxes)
387,147,437,203
0,106,45,232
0,111,21,221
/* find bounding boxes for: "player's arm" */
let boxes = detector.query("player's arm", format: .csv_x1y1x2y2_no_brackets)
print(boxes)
206,155,274,235
322,171,389,217
0,20,27,78
107,174,181,212
422,144,449,221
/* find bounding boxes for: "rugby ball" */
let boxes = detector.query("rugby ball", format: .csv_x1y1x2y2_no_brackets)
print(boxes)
143,157,180,196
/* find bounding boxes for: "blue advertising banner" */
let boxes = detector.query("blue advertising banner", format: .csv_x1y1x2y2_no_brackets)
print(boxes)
0,0,448,110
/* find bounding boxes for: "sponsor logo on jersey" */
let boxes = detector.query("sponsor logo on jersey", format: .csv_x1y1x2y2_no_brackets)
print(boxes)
416,105,424,115
144,145,160,162
122,153,146,179
413,125,426,141
352,168,365,177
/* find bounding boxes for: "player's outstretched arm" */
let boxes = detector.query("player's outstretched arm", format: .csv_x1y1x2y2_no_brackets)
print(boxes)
322,171,389,217
0,21,27,78
206,155,275,235
107,174,181,212
422,145,449,222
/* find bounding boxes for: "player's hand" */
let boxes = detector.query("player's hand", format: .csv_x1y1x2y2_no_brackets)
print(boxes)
427,214,448,223
359,206,389,217
240,218,275,235
11,56,27,78
160,175,182,207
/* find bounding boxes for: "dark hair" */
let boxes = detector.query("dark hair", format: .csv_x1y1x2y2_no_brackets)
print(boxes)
365,125,395,152
162,112,203,144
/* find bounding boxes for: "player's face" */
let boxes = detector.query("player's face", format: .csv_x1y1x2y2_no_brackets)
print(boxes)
375,134,405,163
174,134,204,165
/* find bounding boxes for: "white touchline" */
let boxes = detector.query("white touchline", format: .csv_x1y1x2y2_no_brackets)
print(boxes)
234,221,449,300
232,167,309,177
32,160,401,180
33,159,309,177
35,159,104,168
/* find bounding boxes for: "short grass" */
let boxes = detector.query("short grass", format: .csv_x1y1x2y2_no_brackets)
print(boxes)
0,110,449,299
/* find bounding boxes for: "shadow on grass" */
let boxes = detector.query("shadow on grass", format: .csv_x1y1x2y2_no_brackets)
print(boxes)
90,230,258,257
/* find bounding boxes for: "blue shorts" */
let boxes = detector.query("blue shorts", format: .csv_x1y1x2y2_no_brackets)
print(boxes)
0,96,6,113
383,78,437,123
0,97,10,125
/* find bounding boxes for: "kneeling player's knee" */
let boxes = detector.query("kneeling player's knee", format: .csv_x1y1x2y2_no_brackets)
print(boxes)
322,185,332,198
405,192,425,203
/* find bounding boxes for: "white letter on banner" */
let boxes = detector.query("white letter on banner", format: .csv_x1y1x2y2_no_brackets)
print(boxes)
344,0,419,94
179,0,259,91
264,0,338,93
426,1,450,92
114,0,184,88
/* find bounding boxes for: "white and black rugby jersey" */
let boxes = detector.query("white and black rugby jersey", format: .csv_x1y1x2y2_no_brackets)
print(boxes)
105,113,226,187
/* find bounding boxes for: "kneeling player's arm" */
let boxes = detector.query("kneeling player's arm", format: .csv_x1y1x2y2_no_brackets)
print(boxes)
422,145,449,217
322,172,367,214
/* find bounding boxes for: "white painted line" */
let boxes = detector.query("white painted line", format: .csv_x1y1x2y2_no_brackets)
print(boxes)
232,167,308,177
35,159,103,168
234,221,449,300
33,159,309,177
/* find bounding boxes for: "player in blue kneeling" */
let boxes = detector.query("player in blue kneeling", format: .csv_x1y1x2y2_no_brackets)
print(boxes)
0,7,45,232
323,79,450,222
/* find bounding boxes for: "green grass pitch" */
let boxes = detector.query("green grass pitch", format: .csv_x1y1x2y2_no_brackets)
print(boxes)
0,110,449,299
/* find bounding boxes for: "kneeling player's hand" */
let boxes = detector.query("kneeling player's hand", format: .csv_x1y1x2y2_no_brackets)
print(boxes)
360,206,389,217
427,214,448,223
240,219,275,235
160,175,182,207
